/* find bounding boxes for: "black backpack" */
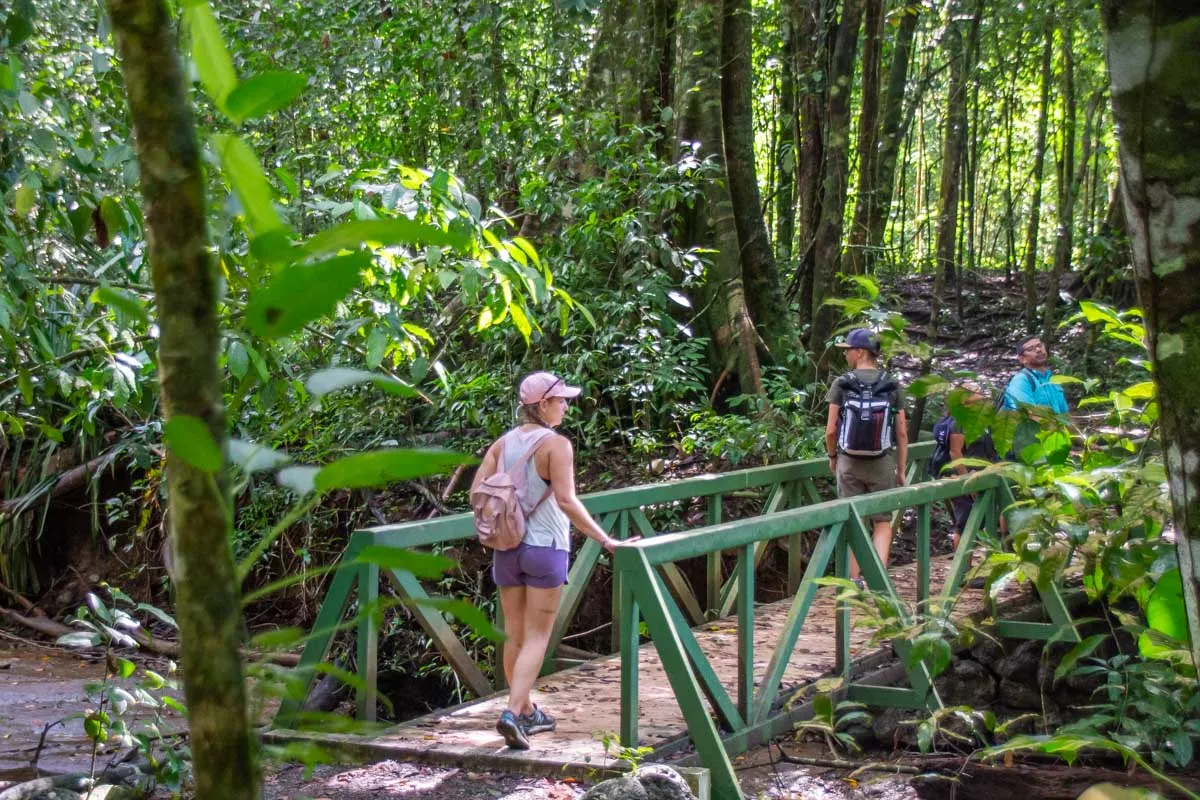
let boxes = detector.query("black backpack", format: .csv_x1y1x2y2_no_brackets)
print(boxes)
928,414,956,478
835,372,899,459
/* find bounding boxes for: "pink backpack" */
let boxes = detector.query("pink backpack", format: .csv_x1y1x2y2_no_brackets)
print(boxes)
470,429,556,551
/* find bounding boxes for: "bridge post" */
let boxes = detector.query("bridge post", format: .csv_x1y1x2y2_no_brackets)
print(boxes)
736,543,754,723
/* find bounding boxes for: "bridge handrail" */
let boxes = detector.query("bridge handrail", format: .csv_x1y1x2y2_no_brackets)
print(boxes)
362,440,936,549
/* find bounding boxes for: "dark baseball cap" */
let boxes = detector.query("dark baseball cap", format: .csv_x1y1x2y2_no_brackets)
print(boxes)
835,328,881,355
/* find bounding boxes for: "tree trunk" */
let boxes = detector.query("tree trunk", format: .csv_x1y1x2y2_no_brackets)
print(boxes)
809,0,864,354
1022,14,1053,333
105,0,258,798
1043,21,1076,343
911,15,968,439
646,0,679,150
789,0,830,329
774,6,798,268
677,0,764,398
722,0,804,376
1103,0,1200,673
844,0,882,276
862,6,920,277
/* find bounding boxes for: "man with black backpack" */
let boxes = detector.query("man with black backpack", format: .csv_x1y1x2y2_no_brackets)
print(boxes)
824,328,908,584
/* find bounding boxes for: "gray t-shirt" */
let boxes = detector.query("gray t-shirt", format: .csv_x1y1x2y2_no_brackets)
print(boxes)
825,368,904,409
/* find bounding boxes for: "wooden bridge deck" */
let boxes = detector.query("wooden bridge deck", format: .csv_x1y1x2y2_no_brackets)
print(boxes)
268,551,1017,774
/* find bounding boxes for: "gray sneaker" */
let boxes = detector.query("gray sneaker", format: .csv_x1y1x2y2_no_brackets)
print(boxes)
519,705,556,735
497,709,530,749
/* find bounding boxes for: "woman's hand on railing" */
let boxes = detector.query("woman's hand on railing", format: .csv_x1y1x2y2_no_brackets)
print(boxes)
605,535,642,552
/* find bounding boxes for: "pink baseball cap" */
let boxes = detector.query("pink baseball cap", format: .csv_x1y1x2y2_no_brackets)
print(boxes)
519,372,582,405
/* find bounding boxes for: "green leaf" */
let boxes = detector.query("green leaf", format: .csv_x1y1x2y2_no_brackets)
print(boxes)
227,438,291,473
811,693,834,724
163,414,223,472
211,134,285,237
185,2,237,108
408,597,505,642
224,71,308,123
1169,730,1194,767
907,374,949,398
1053,633,1107,683
136,603,179,630
90,287,149,324
57,631,101,649
356,546,456,579
14,185,35,215
313,449,476,493
304,367,417,398
365,328,387,369
1138,569,1188,657
244,252,368,338
276,466,319,495
301,219,469,259
227,340,249,379
907,632,952,678
115,657,137,679
248,626,306,650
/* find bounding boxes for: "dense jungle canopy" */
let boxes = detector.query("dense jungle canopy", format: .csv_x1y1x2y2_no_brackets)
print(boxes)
1,0,1199,797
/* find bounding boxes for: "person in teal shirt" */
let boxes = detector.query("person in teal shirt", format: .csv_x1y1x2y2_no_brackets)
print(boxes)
1002,336,1068,414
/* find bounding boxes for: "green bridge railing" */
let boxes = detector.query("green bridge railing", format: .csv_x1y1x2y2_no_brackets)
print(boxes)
275,441,1079,800
276,442,935,724
612,472,1079,800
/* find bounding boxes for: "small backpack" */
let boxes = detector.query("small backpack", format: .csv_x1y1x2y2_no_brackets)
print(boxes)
835,371,899,458
928,414,956,478
470,429,556,551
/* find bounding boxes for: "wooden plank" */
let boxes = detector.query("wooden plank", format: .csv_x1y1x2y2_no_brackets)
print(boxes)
736,543,754,724
385,568,492,699
618,573,641,747
706,496,723,619
916,503,931,610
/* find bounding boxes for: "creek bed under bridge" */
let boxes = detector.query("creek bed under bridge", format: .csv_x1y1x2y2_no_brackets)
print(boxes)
266,443,1079,800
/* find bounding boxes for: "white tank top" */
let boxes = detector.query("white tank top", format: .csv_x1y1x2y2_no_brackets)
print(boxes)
501,427,570,551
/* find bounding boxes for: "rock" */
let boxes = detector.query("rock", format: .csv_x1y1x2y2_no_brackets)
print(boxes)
934,658,997,707
997,677,1043,710
80,786,135,800
993,639,1042,682
871,707,920,749
968,635,1005,666
635,765,695,800
580,776,649,800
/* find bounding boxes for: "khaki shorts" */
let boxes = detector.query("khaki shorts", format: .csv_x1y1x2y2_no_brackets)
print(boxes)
836,453,898,524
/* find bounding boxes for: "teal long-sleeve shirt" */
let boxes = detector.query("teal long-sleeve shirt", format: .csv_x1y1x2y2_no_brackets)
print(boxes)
1002,368,1067,414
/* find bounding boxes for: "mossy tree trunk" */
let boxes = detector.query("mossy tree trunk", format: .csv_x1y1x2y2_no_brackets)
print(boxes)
1022,14,1053,333
722,0,804,377
809,0,864,354
105,0,258,796
844,0,882,277
790,0,830,328
677,0,764,397
1043,21,1077,343
1103,0,1200,671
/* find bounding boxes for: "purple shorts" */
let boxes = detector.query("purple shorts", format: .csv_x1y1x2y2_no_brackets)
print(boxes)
493,544,569,588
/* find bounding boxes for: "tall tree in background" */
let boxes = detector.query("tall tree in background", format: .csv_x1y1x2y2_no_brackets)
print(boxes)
845,0,883,276
774,3,799,268
676,0,765,395
105,0,256,796
722,0,803,375
1103,0,1200,671
809,0,864,352
859,4,920,276
1044,20,1077,342
1022,14,1053,333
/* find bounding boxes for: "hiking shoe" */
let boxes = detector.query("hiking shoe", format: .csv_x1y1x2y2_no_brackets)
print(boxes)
519,705,556,735
496,709,529,750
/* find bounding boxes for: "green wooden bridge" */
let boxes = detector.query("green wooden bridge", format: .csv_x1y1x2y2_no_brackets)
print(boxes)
267,441,1079,800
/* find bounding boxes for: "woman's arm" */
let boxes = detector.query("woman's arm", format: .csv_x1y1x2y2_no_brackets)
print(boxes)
545,436,620,551
469,440,502,494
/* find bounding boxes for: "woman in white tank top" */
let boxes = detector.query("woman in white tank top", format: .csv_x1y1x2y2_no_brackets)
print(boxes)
470,372,630,750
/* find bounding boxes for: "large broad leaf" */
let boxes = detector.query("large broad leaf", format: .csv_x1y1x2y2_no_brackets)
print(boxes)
185,1,237,108
356,546,456,579
212,134,285,237
224,71,308,123
227,438,291,473
90,287,148,324
314,449,476,493
305,367,418,398
302,219,470,258
1138,569,1187,658
244,252,369,338
163,415,223,472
